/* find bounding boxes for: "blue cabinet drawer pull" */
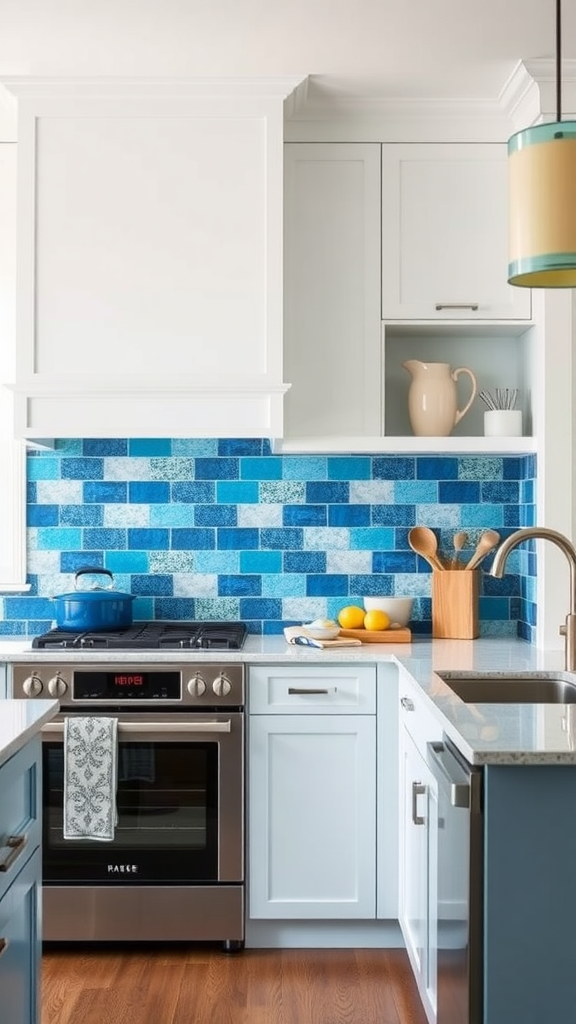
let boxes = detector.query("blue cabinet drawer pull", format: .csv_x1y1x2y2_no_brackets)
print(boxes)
0,834,27,872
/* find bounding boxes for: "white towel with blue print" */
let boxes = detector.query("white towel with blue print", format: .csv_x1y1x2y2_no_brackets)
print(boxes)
63,716,118,841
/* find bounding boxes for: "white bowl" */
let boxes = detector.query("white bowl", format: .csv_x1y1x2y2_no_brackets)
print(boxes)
363,597,414,627
303,623,341,640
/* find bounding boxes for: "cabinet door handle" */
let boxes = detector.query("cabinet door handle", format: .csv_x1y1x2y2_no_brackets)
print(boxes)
0,834,27,873
287,687,335,695
434,302,479,311
412,782,426,825
400,696,414,711
0,938,8,960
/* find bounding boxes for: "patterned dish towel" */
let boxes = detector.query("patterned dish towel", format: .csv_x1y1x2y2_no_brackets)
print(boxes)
63,717,119,842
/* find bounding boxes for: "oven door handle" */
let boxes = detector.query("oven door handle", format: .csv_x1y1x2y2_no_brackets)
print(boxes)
42,720,232,735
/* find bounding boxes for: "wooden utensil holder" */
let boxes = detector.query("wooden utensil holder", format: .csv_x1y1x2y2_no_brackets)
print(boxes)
432,570,479,639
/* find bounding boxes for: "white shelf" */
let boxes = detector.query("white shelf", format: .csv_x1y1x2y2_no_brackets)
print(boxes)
276,435,537,455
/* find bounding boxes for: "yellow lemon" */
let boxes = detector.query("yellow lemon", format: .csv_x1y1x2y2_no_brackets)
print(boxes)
363,610,391,631
337,605,366,629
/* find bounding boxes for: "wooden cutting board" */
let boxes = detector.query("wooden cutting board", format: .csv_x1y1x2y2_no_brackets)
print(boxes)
338,627,412,643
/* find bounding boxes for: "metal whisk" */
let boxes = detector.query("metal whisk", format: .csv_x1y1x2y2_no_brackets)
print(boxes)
478,388,519,411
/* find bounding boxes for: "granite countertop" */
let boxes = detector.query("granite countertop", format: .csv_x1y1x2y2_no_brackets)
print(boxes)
0,699,59,766
1,635,575,765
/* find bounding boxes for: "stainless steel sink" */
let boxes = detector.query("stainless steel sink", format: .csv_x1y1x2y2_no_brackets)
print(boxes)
437,673,576,704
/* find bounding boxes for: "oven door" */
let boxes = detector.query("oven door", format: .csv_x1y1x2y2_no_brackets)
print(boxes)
41,711,244,885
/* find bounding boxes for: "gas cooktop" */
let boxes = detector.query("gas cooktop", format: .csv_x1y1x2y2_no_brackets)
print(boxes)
31,620,248,651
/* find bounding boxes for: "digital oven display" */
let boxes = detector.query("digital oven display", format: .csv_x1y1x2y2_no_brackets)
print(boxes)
72,671,181,701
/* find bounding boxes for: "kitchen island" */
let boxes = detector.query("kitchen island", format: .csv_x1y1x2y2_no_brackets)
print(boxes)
0,698,58,1024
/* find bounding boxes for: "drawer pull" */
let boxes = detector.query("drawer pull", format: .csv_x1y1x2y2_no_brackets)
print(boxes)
400,696,415,711
0,938,8,960
287,687,336,695
434,302,479,311
0,834,27,873
412,782,426,825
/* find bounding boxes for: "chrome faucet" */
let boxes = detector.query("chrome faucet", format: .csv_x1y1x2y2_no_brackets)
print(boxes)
490,527,576,672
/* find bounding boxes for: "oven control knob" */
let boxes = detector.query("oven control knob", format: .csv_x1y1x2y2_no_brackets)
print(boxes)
212,673,232,697
22,673,43,697
187,674,206,697
48,674,68,698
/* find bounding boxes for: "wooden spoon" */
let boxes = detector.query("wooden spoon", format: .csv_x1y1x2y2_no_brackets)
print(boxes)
451,530,468,569
464,529,501,571
408,526,445,572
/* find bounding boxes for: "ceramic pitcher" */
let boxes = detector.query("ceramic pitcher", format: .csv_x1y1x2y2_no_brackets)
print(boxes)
402,360,477,437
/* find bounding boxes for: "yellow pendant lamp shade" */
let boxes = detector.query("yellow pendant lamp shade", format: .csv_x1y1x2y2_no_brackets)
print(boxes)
508,122,576,287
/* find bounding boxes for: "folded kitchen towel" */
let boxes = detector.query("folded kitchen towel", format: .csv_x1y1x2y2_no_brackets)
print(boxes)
63,716,118,842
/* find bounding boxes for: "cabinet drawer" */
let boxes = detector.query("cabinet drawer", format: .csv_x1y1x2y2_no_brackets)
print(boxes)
398,668,444,753
0,740,41,905
0,845,41,1024
249,665,376,714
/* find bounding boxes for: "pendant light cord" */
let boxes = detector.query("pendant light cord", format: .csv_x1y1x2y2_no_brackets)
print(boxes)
553,0,557,120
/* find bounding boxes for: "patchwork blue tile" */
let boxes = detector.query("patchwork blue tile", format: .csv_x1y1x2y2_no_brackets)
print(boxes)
283,456,327,480
172,481,215,503
372,504,415,526
306,574,348,597
27,482,37,502
172,439,218,456
503,506,522,528
481,481,520,503
219,575,261,597
217,481,259,504
84,481,128,503
170,528,214,550
3,596,55,619
195,457,239,480
350,528,395,550
373,457,415,480
239,598,282,620
60,505,104,527
502,457,522,480
327,457,371,480
217,528,260,550
458,457,503,481
417,457,458,480
27,505,59,526
27,458,60,481
60,551,105,573
194,551,239,573
284,505,327,527
129,439,173,456
218,439,264,456
394,481,438,503
83,439,128,456
61,458,105,480
36,528,82,550
150,505,194,527
241,457,282,480
260,481,305,503
262,574,306,597
372,551,418,574
328,505,370,527
350,574,394,597
261,527,303,550
438,481,480,503
153,598,196,619
131,574,173,596
460,505,505,527
241,551,282,574
479,597,510,620
129,482,171,503
284,551,326,573
306,481,350,504
104,552,150,574
194,505,237,527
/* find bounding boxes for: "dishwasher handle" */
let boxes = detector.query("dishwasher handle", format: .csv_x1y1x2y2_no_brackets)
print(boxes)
427,740,471,808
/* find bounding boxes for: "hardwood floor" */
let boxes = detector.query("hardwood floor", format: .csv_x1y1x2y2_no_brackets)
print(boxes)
41,946,429,1024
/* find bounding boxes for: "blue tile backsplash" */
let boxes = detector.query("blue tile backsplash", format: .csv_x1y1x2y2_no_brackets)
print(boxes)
1,439,537,640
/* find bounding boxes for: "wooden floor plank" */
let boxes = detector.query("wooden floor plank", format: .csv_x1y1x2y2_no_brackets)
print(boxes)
41,946,427,1024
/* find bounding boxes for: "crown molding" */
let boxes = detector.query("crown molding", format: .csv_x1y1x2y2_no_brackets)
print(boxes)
500,58,576,130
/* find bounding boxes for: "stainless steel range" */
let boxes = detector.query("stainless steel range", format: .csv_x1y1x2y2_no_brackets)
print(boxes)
13,621,247,949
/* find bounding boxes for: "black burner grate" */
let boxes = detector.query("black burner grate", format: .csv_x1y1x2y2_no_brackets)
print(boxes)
31,621,248,651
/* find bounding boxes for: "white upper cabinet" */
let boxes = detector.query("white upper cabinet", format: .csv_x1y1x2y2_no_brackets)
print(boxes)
283,143,382,444
2,78,303,439
381,143,531,322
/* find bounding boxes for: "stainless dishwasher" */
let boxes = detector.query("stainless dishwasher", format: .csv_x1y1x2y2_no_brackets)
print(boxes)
427,738,483,1024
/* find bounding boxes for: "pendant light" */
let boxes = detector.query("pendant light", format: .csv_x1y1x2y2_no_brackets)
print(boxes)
508,0,576,287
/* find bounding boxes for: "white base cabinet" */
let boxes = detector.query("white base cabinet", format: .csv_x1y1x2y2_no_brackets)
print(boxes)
248,664,376,920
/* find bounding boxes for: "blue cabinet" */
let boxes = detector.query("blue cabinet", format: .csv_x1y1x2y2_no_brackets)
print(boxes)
0,737,42,1024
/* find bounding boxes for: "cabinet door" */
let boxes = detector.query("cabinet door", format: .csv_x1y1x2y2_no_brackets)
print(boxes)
283,143,382,441
0,846,41,1024
382,143,531,321
398,726,438,1024
249,714,376,919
